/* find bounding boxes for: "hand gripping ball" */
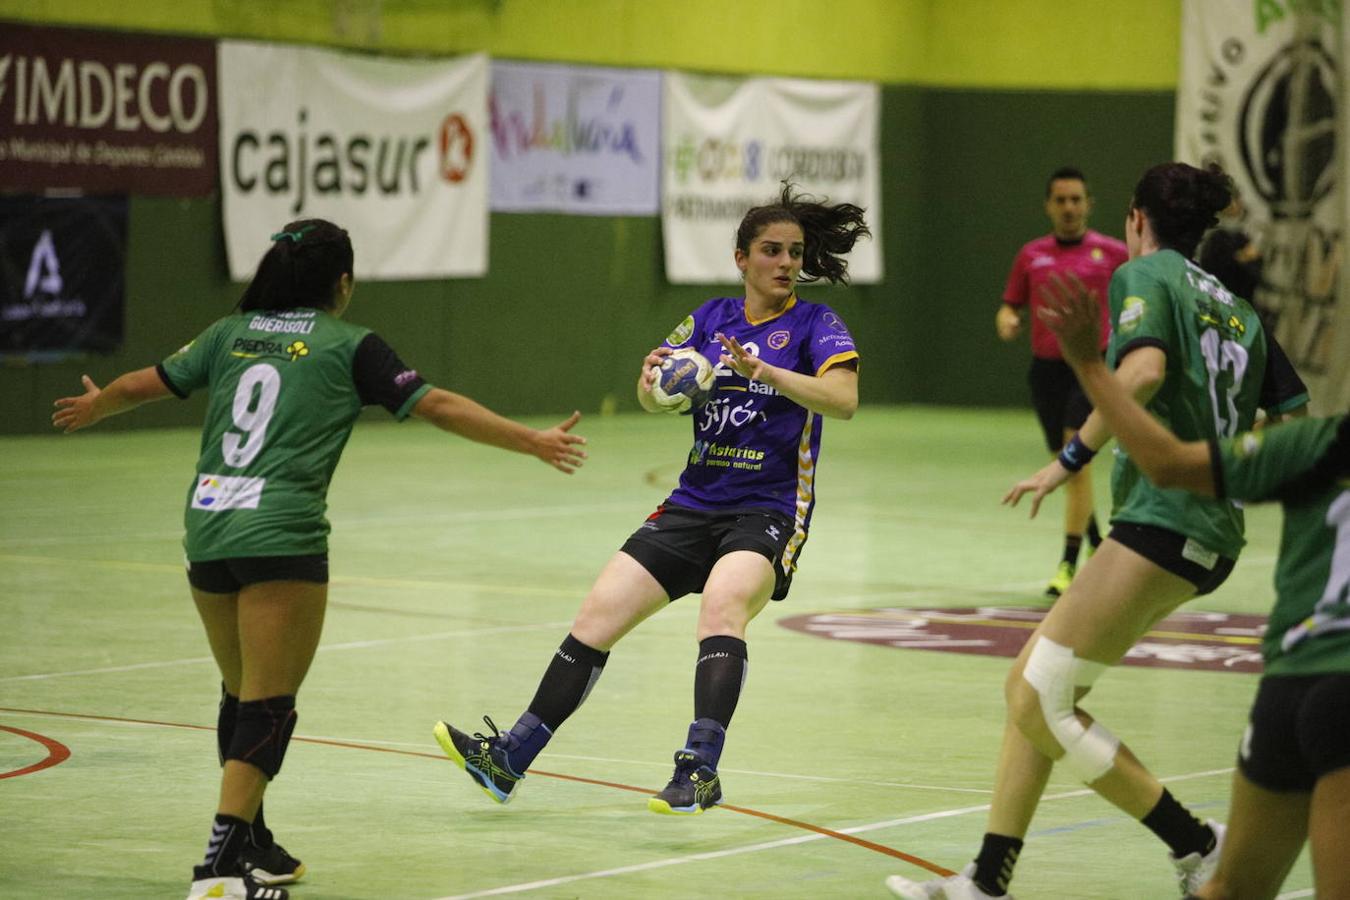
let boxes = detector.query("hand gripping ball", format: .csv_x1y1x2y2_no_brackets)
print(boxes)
650,347,716,413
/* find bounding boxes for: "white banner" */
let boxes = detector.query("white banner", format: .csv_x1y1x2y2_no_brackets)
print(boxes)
218,42,488,281
489,61,660,215
1176,1,1344,412
662,72,882,284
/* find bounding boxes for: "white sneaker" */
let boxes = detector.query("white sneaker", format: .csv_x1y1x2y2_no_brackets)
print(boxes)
186,875,246,900
186,871,288,900
885,863,1013,899
1170,820,1226,894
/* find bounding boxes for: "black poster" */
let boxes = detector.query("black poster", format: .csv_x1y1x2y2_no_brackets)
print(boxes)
0,195,127,356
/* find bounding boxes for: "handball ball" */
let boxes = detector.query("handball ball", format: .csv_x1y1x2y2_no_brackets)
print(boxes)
651,347,716,413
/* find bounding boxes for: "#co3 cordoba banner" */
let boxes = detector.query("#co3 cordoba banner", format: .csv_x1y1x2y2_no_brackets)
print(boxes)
218,42,487,281
1175,0,1344,413
662,72,882,284
489,61,660,215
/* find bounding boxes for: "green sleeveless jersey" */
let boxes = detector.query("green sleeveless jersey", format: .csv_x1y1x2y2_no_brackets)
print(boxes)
1107,250,1269,560
1215,416,1350,676
159,308,431,560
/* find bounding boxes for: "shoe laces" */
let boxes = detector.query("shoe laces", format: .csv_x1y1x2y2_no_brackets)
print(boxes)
472,716,503,745
670,749,708,784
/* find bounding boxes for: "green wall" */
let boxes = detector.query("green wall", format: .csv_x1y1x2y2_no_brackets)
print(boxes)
0,2,1178,433
1,0,1181,87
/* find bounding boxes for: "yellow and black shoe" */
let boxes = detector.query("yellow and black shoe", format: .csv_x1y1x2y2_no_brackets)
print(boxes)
648,749,722,815
433,716,523,804
1045,560,1075,598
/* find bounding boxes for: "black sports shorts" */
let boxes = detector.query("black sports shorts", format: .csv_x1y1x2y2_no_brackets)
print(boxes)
187,554,330,593
1239,673,1350,792
1108,522,1235,596
620,503,797,602
1028,356,1094,453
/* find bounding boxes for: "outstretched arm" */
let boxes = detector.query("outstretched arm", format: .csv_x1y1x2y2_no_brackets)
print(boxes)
1038,272,1215,496
1002,309,1168,517
52,368,173,433
411,388,587,474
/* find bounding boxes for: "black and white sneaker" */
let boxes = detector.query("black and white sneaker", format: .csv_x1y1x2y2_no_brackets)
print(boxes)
240,838,305,886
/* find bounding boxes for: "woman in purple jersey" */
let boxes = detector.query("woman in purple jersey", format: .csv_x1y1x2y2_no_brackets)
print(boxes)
436,184,869,815
52,219,588,900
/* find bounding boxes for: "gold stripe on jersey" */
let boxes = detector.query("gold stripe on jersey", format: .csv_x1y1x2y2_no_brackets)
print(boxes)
816,350,859,377
782,413,818,573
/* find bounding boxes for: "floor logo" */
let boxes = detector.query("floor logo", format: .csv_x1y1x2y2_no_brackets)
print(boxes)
778,606,1266,674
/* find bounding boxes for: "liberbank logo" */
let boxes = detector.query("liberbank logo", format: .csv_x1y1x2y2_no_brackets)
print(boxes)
228,107,475,216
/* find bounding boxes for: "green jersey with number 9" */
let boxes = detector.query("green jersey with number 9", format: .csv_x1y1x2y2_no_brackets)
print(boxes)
1107,249,1270,560
158,308,431,561
1214,416,1350,675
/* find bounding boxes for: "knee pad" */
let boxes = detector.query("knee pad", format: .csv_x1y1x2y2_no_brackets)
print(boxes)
217,684,239,766
1022,637,1119,783
225,695,297,780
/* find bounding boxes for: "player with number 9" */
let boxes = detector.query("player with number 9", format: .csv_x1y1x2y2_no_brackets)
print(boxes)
51,219,588,900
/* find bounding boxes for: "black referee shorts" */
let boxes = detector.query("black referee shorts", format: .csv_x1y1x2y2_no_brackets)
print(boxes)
1028,357,1093,452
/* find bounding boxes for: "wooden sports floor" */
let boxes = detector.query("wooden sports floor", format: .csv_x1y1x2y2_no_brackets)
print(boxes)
0,407,1314,898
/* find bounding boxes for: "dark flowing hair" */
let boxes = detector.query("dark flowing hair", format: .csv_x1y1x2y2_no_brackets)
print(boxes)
238,218,354,312
1131,163,1233,259
735,182,871,284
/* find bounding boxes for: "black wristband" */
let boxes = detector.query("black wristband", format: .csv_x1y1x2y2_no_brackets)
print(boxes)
1058,433,1097,472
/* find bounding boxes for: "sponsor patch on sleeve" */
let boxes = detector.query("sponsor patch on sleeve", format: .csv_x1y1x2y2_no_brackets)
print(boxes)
1235,431,1264,459
665,315,695,347
1117,296,1146,333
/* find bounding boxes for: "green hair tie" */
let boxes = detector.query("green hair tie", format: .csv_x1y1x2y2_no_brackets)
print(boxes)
271,224,318,243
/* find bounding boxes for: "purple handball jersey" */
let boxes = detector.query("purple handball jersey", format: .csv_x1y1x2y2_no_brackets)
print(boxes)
663,294,858,568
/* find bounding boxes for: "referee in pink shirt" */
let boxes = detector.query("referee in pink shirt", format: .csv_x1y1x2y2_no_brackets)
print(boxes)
997,167,1128,597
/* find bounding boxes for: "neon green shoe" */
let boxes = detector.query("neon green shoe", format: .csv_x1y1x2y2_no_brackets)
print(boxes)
1045,561,1075,598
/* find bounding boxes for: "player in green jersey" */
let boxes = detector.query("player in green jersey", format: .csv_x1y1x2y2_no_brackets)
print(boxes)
52,219,588,900
1035,272,1349,900
888,163,1306,900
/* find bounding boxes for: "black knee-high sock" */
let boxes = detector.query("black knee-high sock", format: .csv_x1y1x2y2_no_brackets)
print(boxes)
1086,514,1102,548
1062,534,1084,566
526,633,610,732
218,685,271,847
197,813,250,877
972,833,1023,895
694,636,748,727
1142,789,1215,858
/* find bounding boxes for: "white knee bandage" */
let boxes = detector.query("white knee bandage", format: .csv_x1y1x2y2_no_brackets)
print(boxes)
1022,637,1120,783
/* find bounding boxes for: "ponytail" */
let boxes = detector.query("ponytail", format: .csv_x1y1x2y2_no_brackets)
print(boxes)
238,218,354,312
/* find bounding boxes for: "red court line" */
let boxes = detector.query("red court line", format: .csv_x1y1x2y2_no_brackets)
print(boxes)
0,706,952,877
0,723,72,779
